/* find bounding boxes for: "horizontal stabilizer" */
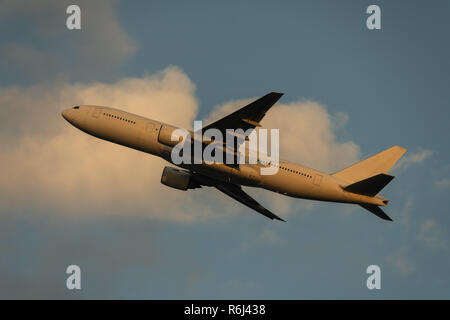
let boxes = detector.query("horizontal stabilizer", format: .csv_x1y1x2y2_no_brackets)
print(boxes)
360,204,393,221
343,173,394,197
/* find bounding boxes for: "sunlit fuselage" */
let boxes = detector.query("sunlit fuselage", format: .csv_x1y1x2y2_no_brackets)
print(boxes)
62,105,386,207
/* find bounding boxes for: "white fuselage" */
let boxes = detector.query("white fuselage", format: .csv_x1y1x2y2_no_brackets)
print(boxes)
62,105,386,207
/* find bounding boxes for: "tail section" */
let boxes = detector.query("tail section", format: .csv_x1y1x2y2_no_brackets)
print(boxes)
334,146,407,222
333,146,407,183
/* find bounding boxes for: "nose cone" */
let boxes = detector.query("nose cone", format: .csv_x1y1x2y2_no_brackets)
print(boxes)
61,109,70,121
61,106,80,126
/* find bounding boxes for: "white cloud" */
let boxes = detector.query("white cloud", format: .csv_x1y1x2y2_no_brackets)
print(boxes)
398,197,414,227
386,250,415,276
418,219,446,250
434,178,450,190
393,148,433,172
0,67,208,222
0,67,361,222
205,99,361,173
331,112,349,131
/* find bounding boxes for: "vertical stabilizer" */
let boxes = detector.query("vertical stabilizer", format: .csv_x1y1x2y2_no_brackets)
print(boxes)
332,146,406,183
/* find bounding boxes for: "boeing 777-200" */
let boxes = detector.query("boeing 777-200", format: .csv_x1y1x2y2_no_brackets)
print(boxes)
62,92,406,222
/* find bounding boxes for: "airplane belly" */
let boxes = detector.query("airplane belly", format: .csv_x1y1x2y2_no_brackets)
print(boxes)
181,163,261,186
259,171,299,196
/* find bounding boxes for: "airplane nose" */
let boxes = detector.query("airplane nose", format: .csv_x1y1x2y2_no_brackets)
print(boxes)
61,106,80,125
61,109,69,120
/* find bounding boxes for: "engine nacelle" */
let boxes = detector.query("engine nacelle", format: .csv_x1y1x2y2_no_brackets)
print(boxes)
160,166,193,190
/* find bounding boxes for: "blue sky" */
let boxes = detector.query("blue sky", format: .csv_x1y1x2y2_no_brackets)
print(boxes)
0,0,449,299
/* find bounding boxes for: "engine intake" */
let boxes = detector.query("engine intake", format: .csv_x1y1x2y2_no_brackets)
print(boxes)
160,166,200,190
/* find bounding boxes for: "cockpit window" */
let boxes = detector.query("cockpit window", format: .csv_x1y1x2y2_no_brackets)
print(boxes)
73,106,80,109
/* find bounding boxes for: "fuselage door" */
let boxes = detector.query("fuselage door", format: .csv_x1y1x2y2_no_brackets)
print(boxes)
313,174,323,186
139,121,161,155
148,122,161,140
92,107,102,118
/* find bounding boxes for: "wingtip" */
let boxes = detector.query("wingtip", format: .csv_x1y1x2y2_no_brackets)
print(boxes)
392,145,408,153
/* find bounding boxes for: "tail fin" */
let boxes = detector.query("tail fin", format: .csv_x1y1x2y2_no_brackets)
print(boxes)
332,146,407,183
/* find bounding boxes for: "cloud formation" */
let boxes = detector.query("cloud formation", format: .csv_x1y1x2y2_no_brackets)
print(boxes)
386,249,415,277
418,219,446,250
0,0,136,82
393,148,433,173
434,178,450,190
0,67,360,222
0,67,207,222
205,98,361,173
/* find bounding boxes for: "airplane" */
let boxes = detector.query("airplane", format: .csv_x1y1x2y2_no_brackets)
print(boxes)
62,92,406,222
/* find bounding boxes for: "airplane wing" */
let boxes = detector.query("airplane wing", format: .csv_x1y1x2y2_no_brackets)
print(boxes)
214,183,285,221
202,92,284,136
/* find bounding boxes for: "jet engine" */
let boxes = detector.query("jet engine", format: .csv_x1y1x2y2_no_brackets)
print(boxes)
160,166,200,190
